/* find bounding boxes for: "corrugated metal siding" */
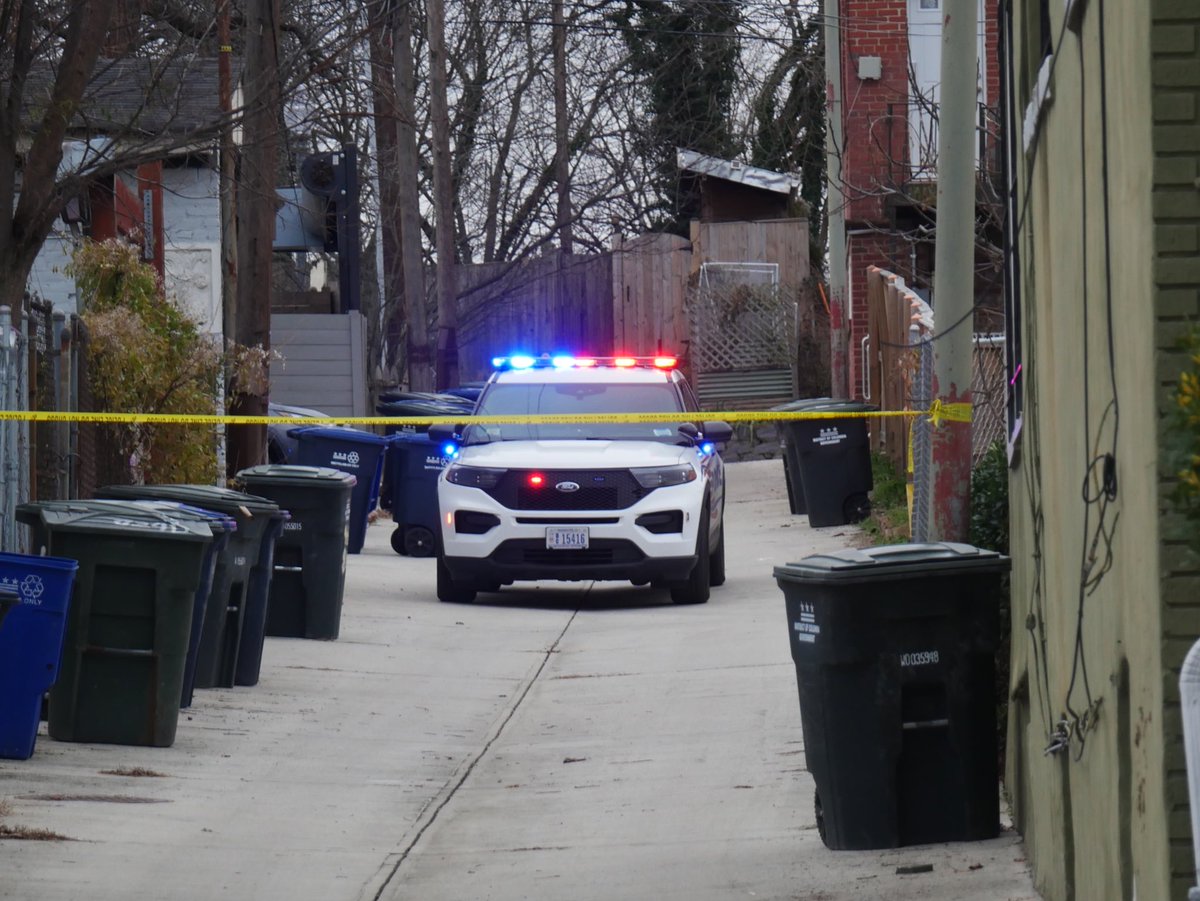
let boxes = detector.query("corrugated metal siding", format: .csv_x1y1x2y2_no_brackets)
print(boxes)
269,312,367,417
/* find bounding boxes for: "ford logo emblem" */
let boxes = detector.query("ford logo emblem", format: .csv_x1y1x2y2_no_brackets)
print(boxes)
556,481,580,493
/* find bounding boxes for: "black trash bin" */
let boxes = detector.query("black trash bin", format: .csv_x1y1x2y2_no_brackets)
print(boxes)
771,398,831,515
235,465,356,640
773,542,1010,850
289,426,389,554
234,506,290,686
384,431,453,556
16,505,214,747
97,485,282,690
774,399,876,526
19,498,236,709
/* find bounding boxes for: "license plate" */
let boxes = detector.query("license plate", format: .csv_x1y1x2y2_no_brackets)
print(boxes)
546,526,589,550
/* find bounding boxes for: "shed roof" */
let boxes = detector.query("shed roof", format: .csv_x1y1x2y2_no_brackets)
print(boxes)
676,149,801,196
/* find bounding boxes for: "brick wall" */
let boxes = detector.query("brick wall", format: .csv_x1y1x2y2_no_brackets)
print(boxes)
841,0,911,226
1152,2,1200,896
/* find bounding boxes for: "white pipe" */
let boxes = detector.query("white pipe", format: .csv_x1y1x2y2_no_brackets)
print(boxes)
1180,637,1200,897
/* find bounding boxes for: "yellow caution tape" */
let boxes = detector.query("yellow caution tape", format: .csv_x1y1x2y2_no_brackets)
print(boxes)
926,399,973,427
0,409,929,426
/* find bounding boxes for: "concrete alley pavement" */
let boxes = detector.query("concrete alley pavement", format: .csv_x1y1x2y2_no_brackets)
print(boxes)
0,460,1040,901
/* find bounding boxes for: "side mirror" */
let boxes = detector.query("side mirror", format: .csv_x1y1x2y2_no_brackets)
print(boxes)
677,422,701,443
427,422,459,443
702,421,733,445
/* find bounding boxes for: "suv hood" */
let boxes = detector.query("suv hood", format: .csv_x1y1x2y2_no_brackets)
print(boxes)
456,440,692,469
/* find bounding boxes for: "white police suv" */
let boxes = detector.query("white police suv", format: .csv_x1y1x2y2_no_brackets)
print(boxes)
428,354,733,604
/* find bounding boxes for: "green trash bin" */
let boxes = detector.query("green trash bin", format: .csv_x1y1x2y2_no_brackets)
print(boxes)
234,465,356,640
18,506,213,747
97,485,282,690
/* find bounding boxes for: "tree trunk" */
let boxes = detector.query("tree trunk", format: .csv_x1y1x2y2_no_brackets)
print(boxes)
395,3,433,391
228,0,281,475
368,0,405,379
427,0,459,390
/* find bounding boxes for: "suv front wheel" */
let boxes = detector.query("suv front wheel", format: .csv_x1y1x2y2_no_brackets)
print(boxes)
670,502,711,605
436,553,477,604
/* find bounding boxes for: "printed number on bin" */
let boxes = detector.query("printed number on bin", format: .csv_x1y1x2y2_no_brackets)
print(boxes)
900,650,940,667
547,526,588,550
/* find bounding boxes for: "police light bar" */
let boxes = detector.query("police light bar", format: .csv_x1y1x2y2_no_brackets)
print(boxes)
491,354,678,371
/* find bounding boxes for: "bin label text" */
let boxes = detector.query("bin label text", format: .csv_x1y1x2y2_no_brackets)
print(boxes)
793,602,820,644
283,522,303,532
332,450,361,469
2,574,44,605
900,650,940,667
812,427,846,447
110,517,190,534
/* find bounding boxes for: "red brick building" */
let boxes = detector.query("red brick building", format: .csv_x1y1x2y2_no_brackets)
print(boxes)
834,0,1003,398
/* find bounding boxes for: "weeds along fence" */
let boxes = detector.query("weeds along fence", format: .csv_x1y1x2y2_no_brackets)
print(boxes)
0,297,82,553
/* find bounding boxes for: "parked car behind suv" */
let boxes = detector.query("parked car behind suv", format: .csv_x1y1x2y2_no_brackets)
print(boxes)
430,354,732,605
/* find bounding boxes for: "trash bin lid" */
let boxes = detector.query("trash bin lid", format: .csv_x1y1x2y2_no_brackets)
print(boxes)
98,484,280,517
25,506,215,542
17,499,235,534
771,397,877,414
235,464,357,489
287,425,389,446
774,542,1011,584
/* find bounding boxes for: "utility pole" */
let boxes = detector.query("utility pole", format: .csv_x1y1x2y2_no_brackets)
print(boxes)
368,0,404,378
228,0,281,474
927,0,977,542
218,0,237,347
395,2,434,391
427,0,460,391
824,0,849,398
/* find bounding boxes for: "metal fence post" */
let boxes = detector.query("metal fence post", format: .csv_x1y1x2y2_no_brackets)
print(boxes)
0,305,14,551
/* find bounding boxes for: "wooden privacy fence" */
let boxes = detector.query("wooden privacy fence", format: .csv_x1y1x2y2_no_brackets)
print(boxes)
865,266,1009,538
455,253,614,383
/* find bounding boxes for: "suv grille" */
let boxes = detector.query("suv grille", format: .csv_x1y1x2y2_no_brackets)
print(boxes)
485,469,648,511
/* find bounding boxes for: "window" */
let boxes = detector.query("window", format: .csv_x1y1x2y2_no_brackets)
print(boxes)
920,0,940,8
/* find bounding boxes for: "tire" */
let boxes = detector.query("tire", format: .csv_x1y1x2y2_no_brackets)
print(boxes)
404,526,437,557
436,553,476,603
390,527,407,556
671,503,710,605
814,791,828,847
708,513,726,587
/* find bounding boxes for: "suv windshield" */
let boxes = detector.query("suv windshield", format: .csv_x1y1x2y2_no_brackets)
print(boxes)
465,381,690,443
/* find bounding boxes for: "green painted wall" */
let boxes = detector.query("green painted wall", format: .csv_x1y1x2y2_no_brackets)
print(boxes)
1151,1,1200,896
1005,0,1182,899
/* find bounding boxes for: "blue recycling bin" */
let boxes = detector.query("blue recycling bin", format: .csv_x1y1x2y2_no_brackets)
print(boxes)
385,431,452,556
290,426,388,554
0,552,79,759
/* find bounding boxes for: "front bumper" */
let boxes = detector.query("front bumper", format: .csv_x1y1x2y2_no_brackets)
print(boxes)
437,476,704,584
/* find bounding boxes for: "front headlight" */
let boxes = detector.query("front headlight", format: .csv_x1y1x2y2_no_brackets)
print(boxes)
630,464,697,488
445,463,506,489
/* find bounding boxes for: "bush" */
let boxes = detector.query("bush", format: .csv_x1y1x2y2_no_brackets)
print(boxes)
969,439,1009,553
71,240,221,484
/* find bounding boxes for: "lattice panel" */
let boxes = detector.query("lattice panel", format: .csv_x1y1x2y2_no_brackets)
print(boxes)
971,338,1007,464
687,283,797,372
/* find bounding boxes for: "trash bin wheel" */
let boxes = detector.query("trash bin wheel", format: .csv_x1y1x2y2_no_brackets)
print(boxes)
842,492,871,524
390,527,407,556
436,553,476,603
404,526,437,557
814,790,828,847
671,502,711,605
